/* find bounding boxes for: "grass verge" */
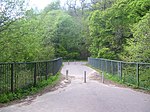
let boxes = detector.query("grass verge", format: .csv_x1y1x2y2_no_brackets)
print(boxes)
87,64,150,93
0,73,61,104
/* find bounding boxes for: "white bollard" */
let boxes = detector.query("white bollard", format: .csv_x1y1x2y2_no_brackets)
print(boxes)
84,71,86,83
66,70,68,80
68,60,69,65
74,60,76,64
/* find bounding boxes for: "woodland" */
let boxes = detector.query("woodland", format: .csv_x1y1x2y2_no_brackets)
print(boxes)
0,0,150,62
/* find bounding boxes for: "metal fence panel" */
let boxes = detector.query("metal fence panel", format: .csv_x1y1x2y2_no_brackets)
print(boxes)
139,64,150,90
122,62,137,85
88,57,150,90
0,58,62,94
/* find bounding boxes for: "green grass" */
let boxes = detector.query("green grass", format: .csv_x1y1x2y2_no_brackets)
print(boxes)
104,72,123,84
0,73,61,103
87,64,148,90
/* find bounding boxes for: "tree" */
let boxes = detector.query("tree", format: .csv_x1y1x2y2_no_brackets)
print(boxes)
89,0,150,60
51,11,82,59
0,8,55,62
43,0,61,13
0,0,26,32
122,12,150,62
91,0,116,11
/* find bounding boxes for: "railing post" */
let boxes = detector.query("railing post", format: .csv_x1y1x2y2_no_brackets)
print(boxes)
111,61,114,75
11,63,14,92
102,71,104,83
136,63,139,87
52,61,55,75
46,62,48,80
118,62,122,79
118,62,120,76
120,62,122,80
101,59,103,71
105,60,107,73
34,63,37,86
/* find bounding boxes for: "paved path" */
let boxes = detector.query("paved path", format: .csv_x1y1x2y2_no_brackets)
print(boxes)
0,62,150,112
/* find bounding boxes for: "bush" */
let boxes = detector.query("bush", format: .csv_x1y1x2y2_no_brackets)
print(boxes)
0,94,9,103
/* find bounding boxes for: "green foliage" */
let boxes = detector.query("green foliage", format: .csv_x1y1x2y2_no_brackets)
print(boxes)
140,69,150,89
0,7,55,62
0,0,91,62
89,0,150,62
91,0,116,10
1,0,149,62
40,9,84,60
121,12,150,62
53,14,82,59
43,0,61,13
0,0,26,32
0,94,9,103
104,72,123,84
89,10,116,59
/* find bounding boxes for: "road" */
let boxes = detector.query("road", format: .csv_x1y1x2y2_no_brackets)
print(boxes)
0,62,150,112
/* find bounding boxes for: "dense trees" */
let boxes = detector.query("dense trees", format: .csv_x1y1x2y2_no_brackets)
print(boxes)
0,1,54,62
89,0,150,62
0,0,27,32
0,0,87,62
0,0,149,62
41,9,82,59
122,12,150,62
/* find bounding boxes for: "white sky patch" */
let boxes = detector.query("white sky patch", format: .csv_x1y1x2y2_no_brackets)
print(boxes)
29,0,66,10
28,0,91,10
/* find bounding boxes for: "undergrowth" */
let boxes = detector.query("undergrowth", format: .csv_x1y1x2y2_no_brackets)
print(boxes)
87,64,141,89
0,73,60,103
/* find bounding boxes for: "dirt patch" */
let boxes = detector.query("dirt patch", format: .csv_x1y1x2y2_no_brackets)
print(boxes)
20,75,71,106
89,72,126,87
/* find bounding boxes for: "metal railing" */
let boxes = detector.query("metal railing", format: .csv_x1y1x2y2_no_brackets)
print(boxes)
0,58,62,94
88,57,150,90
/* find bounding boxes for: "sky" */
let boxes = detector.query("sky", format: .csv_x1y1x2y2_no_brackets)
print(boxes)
28,0,91,10
29,0,67,10
29,0,58,10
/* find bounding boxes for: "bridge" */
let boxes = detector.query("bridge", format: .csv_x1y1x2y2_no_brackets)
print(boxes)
0,61,150,112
